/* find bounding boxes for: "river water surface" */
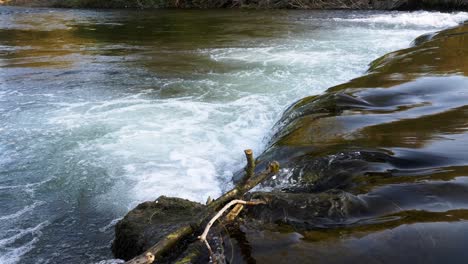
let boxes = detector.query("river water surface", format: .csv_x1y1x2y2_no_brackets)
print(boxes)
0,7,467,263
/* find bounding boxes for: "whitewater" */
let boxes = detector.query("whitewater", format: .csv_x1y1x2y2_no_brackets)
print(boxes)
0,8,467,263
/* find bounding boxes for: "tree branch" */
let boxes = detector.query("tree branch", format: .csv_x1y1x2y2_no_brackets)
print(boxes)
123,150,279,264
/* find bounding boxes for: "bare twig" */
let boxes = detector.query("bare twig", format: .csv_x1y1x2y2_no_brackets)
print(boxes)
243,149,255,183
198,199,265,255
124,150,279,264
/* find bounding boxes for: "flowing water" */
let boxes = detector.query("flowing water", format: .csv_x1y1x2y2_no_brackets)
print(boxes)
0,6,467,263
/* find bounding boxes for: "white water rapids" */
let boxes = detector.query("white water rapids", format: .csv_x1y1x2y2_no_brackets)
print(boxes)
0,8,467,263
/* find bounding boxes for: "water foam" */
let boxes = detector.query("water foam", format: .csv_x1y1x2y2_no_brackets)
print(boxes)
1,9,466,263
0,221,49,247
49,93,276,203
0,238,39,264
0,221,49,264
0,201,45,221
334,11,468,28
45,12,450,207
99,218,123,233
0,178,54,192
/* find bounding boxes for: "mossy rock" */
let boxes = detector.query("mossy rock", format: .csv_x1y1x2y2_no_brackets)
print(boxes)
112,196,205,261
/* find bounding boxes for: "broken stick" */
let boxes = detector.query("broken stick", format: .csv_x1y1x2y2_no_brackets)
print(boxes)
243,149,255,183
124,151,279,264
198,199,265,254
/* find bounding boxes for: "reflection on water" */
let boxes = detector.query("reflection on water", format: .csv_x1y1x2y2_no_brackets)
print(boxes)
247,220,468,263
0,6,467,264
252,23,468,264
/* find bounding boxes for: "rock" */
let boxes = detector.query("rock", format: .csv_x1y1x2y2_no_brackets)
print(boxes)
260,151,393,193
244,190,368,229
112,21,468,264
255,24,468,194
112,196,205,261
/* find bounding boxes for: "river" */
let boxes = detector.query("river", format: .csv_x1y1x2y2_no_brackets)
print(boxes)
0,6,467,263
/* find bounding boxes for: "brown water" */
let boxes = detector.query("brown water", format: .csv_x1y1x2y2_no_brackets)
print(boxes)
243,22,468,264
0,6,467,264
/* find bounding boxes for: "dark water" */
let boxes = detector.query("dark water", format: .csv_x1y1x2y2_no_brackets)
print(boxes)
243,22,468,264
0,6,467,264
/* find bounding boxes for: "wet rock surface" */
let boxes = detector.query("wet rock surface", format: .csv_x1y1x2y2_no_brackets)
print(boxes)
258,22,468,193
244,190,369,226
112,196,205,261
243,22,468,263
114,23,468,263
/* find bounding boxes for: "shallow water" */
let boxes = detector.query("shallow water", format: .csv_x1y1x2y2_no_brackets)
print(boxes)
243,21,468,264
0,7,467,263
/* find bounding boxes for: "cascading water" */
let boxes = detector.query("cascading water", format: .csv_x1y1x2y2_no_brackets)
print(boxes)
0,7,467,263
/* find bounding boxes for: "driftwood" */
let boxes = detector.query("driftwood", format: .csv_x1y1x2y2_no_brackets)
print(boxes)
125,149,279,264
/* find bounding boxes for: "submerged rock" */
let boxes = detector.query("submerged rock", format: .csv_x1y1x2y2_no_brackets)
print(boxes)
245,190,368,227
234,22,468,263
257,22,468,194
113,22,468,264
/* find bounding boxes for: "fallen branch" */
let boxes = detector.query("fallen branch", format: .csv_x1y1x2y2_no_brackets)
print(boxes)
226,203,244,222
125,225,194,264
198,199,265,254
243,149,255,183
207,160,280,210
124,150,279,264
